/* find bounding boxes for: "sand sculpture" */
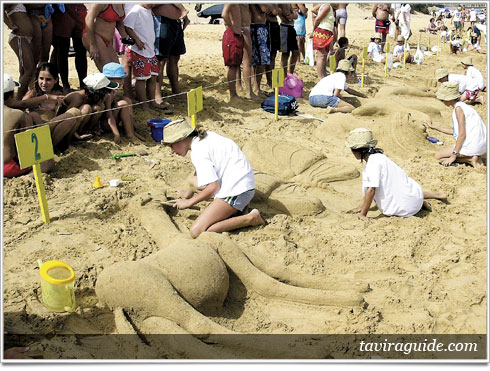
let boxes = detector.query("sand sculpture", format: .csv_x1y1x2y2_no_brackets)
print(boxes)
96,191,366,357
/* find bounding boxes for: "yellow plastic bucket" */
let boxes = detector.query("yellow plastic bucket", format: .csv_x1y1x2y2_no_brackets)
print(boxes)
39,260,76,312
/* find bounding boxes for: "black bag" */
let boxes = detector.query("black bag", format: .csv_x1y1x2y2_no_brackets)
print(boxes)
261,94,299,116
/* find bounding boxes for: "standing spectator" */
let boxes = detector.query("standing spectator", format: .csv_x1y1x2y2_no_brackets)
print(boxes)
469,8,477,27
25,4,60,65
336,4,348,39
372,4,392,52
82,4,129,71
153,4,189,100
221,4,244,103
279,4,299,76
4,4,36,99
453,6,463,35
250,4,270,96
124,4,162,110
392,2,401,41
238,4,259,100
50,4,88,93
265,4,281,88
311,3,335,79
398,3,412,41
293,4,308,63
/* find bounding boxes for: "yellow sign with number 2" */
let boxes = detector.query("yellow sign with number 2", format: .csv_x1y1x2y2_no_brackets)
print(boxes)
15,125,54,223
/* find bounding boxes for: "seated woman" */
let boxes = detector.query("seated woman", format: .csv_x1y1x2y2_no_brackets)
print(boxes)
101,62,144,143
161,119,265,239
425,17,438,34
424,82,486,168
309,59,366,114
4,63,83,151
367,33,385,63
345,128,447,223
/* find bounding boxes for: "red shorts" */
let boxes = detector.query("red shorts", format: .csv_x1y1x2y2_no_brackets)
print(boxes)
375,19,390,34
464,89,480,101
312,28,334,50
127,49,158,80
222,28,244,67
4,159,30,178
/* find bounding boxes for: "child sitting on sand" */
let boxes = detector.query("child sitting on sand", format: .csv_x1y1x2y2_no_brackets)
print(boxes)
162,119,265,238
461,56,485,92
345,128,447,223
393,35,414,63
424,82,486,168
102,62,143,143
309,59,366,114
367,33,385,63
334,37,358,72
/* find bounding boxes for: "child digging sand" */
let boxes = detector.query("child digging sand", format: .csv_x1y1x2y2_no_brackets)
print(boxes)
345,128,447,224
425,82,486,168
162,119,265,238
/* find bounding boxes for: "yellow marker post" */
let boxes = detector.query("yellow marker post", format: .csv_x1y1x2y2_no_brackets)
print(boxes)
403,42,407,68
329,55,336,75
272,68,285,121
437,35,440,56
361,46,368,87
187,86,203,128
15,125,54,223
384,41,390,77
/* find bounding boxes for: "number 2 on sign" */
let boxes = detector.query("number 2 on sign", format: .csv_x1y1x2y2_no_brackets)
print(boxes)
31,133,41,161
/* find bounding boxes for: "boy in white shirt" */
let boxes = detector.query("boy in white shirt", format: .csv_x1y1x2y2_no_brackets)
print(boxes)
367,33,385,63
124,4,163,110
393,35,413,63
309,59,366,113
345,128,447,223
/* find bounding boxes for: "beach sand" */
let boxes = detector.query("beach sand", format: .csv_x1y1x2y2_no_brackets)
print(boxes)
2,4,487,359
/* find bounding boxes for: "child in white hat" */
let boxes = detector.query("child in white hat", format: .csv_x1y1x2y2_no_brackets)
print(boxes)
425,82,486,168
162,120,265,238
345,128,446,222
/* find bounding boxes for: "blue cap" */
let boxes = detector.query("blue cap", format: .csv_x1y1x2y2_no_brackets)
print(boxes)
102,62,127,78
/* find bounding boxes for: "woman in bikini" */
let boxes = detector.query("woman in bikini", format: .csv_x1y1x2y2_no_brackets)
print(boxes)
82,4,129,71
4,4,36,99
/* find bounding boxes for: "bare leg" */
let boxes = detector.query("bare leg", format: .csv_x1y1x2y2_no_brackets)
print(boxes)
326,100,355,114
72,37,87,89
9,35,35,100
155,59,166,104
242,29,258,100
122,49,133,99
135,79,148,108
266,50,277,87
208,209,265,234
167,55,181,94
253,65,265,95
423,190,447,200
281,52,289,76
316,47,327,78
40,19,52,63
296,36,305,61
227,66,240,102
289,51,300,74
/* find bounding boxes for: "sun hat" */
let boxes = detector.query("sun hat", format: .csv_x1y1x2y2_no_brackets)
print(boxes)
4,73,20,93
435,68,449,81
397,35,405,42
435,82,461,101
83,73,119,91
461,56,473,66
371,32,382,40
345,128,378,150
337,59,355,72
102,62,127,78
161,119,194,144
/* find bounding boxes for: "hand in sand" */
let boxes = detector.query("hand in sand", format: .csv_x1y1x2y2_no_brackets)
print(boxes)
174,198,193,210
358,214,371,225
177,189,194,199
441,156,456,167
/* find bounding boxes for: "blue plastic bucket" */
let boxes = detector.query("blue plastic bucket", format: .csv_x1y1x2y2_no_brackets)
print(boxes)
147,118,171,142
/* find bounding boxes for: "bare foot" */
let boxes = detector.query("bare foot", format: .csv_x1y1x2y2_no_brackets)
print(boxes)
325,107,334,114
113,133,121,144
228,96,243,104
244,93,262,101
433,190,448,200
74,133,93,141
471,155,485,168
247,209,266,227
422,201,432,212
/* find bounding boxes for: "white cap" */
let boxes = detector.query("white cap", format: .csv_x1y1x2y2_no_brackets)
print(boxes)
83,73,119,91
4,73,20,93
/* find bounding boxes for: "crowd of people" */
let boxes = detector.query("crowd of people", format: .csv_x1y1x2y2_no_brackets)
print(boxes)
2,3,487,242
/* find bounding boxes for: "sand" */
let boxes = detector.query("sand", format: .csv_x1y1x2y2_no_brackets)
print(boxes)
2,4,487,359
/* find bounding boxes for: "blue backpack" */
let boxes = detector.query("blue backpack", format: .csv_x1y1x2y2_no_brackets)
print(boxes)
261,94,299,116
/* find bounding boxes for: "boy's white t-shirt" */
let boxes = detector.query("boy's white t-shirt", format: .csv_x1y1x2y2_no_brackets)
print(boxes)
309,72,347,97
368,41,383,62
190,131,255,199
452,102,487,156
453,10,461,22
124,5,155,58
466,65,485,90
393,43,410,57
362,153,424,218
